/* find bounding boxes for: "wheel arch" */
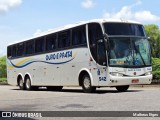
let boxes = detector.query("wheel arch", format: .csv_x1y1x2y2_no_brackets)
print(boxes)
17,73,24,86
78,68,93,86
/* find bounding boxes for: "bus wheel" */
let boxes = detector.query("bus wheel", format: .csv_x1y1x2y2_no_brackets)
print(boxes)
116,85,129,92
25,77,32,90
82,75,96,93
47,86,63,91
18,78,24,90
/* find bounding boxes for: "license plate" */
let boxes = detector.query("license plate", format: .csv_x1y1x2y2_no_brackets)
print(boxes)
132,79,139,83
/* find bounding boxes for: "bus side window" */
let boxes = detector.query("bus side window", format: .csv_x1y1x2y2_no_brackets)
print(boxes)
88,23,103,61
25,40,34,55
72,25,86,46
46,34,56,51
17,43,24,57
7,46,12,58
35,37,45,53
12,45,17,58
58,30,70,49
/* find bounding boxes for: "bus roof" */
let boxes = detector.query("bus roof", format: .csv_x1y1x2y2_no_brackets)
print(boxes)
8,18,142,46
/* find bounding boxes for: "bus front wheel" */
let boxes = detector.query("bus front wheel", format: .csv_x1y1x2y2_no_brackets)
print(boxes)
116,85,129,92
82,75,96,93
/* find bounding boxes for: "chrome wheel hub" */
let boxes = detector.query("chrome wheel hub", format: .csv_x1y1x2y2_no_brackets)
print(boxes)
19,80,23,87
26,79,30,89
84,77,90,89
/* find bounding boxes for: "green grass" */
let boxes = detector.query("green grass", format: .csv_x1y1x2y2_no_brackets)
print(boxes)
0,78,7,84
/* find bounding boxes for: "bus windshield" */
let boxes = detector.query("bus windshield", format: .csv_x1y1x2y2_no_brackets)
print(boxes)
108,37,151,67
103,23,145,36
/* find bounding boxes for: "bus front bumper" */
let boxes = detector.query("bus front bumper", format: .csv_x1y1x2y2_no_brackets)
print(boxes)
107,75,152,86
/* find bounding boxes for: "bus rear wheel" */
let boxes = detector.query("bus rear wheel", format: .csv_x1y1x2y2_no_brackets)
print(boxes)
25,77,32,90
82,75,96,93
116,85,129,92
18,77,24,90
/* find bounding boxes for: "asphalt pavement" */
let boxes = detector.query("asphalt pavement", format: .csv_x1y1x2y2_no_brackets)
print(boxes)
0,85,160,120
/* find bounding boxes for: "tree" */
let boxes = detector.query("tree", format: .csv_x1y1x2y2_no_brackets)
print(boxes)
152,58,160,80
0,56,7,78
144,24,160,57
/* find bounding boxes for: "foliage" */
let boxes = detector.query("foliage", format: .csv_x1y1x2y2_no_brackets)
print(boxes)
144,25,160,81
152,58,160,80
0,56,7,78
144,25,160,58
0,78,7,82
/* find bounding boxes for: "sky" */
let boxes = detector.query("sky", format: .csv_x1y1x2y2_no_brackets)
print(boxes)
0,0,160,56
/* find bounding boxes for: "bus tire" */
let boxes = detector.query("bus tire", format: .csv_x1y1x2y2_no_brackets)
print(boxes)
25,77,32,90
47,86,63,91
82,74,96,93
18,77,24,90
116,85,129,92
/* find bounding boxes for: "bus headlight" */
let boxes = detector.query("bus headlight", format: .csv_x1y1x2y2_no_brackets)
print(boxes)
110,72,123,77
145,72,151,76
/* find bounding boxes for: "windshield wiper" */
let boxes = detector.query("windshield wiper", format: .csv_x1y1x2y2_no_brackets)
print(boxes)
132,40,146,66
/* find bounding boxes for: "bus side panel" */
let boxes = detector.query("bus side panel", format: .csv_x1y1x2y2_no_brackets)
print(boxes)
7,58,24,86
7,69,17,86
7,47,102,87
41,63,61,86
30,55,61,86
60,48,89,86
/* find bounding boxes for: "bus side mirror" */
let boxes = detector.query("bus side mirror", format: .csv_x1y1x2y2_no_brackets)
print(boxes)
103,33,109,40
103,34,109,51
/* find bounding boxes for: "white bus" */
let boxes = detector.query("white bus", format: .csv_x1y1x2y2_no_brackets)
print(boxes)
7,19,152,93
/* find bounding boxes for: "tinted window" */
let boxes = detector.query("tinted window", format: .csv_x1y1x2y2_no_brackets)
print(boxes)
97,41,106,66
12,45,17,58
88,23,103,61
58,30,70,48
7,46,12,58
104,23,145,36
46,34,56,51
72,25,86,46
35,37,45,53
17,43,24,57
25,40,34,55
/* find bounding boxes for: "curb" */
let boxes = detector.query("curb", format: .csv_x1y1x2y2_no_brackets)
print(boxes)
0,82,9,85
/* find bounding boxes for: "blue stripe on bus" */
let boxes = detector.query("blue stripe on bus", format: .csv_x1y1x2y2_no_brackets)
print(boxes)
9,57,75,68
